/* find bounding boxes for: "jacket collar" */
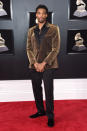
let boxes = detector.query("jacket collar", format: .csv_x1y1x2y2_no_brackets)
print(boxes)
35,21,50,29
34,21,50,45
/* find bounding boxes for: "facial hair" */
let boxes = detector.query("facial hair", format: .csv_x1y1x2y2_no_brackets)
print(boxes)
38,18,46,23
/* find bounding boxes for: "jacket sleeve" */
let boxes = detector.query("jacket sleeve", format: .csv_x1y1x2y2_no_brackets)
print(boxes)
43,26,60,65
26,28,37,65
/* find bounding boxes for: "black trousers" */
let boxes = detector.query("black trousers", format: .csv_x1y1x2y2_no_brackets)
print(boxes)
30,68,57,119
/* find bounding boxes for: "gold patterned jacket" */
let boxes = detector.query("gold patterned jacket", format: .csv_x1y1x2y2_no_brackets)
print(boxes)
26,22,60,70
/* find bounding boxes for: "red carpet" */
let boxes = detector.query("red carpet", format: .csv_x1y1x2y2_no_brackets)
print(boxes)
0,100,87,131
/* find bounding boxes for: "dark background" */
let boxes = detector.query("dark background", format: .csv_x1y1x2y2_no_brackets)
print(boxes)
0,0,11,19
69,0,87,20
0,30,14,54
67,29,87,54
0,0,87,80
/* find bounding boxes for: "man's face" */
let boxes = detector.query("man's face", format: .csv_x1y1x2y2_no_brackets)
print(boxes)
36,8,48,23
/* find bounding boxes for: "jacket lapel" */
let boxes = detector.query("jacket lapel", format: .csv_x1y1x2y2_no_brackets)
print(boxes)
34,22,50,45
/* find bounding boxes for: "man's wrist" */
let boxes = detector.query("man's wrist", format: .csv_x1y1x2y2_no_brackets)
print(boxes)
42,61,47,65
34,62,38,65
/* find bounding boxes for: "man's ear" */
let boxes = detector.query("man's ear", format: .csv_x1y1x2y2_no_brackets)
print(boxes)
46,14,48,18
36,13,37,18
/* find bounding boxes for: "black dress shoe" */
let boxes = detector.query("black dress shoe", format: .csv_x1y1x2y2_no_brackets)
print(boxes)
47,118,54,127
29,112,46,118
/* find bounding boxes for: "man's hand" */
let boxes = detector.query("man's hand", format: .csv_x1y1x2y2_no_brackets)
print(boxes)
34,62,46,72
34,62,38,70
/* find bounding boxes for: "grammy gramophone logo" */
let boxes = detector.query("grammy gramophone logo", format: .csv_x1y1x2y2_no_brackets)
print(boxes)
0,33,8,52
0,1,7,16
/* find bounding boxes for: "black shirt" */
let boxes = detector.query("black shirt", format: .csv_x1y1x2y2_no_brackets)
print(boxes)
34,21,49,44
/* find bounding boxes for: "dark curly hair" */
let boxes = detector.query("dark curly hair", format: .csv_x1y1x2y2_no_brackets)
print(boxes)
36,4,48,15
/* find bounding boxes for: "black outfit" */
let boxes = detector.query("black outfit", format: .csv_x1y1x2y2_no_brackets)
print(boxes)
30,68,56,119
30,22,57,119
34,21,49,45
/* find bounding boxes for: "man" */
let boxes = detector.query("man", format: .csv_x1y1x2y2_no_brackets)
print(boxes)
26,4,60,127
